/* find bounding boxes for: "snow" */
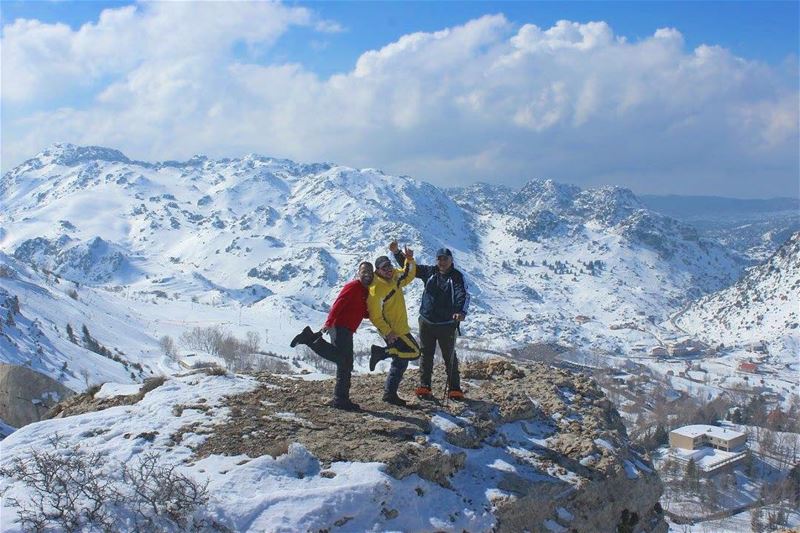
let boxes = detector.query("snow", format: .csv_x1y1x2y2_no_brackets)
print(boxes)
623,459,640,479
544,518,567,532
556,507,574,522
1,144,798,530
0,373,498,532
594,438,616,451
0,367,615,532
666,507,800,533
671,447,745,472
0,418,16,438
95,382,142,399
4,144,791,403
671,424,746,441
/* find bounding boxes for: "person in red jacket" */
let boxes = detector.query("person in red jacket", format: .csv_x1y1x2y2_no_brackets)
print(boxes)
290,261,374,411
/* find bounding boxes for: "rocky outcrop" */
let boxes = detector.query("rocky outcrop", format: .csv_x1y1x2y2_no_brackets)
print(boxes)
0,364,75,428
41,360,666,531
189,359,666,533
46,376,166,419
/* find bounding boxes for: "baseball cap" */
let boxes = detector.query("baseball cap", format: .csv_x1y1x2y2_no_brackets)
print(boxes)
374,256,392,270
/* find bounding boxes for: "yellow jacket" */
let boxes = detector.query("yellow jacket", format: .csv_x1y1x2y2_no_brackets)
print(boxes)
367,258,416,337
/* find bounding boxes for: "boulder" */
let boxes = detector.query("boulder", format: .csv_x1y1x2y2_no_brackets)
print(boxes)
0,364,75,428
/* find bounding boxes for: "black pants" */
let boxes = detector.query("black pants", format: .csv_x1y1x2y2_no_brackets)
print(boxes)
309,326,353,401
418,319,460,391
383,333,420,395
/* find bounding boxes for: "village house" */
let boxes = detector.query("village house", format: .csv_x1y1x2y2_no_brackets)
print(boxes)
737,361,759,373
669,425,747,452
649,346,668,357
668,425,749,474
666,338,708,357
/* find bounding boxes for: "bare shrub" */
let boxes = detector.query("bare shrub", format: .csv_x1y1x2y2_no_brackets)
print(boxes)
353,350,370,370
159,335,177,360
202,365,227,377
179,327,261,372
0,263,15,279
244,331,260,353
121,452,210,530
253,354,292,374
179,326,225,355
137,376,167,399
217,335,255,372
0,434,119,532
80,368,91,388
0,435,216,532
296,346,336,375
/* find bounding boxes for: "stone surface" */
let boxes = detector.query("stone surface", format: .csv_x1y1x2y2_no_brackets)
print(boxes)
0,363,75,427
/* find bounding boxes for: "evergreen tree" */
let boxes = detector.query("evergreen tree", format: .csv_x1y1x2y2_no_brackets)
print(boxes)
82,324,99,353
66,323,77,344
684,458,699,493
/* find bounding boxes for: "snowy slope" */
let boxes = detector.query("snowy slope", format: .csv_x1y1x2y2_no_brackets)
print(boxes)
676,231,800,348
0,253,161,390
0,143,753,391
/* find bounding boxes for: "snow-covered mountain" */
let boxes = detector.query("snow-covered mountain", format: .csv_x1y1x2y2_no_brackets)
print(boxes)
676,231,800,350
640,194,800,262
0,143,749,391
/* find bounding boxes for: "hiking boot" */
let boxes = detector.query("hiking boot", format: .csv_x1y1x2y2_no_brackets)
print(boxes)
382,392,407,407
415,386,433,399
369,345,387,371
290,326,320,348
447,389,465,401
329,398,361,412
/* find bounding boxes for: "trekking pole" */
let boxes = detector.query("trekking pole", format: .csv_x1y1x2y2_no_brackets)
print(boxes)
442,359,450,405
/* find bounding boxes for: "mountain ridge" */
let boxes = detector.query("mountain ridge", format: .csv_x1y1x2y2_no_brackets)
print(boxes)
0,143,785,394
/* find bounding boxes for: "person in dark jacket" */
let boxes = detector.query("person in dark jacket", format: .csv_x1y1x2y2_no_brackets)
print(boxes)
390,242,470,400
290,261,374,411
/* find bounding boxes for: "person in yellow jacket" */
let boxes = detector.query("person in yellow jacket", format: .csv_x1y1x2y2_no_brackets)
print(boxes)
367,247,420,407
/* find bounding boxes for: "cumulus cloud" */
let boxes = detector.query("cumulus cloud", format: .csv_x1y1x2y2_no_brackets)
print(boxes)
2,5,798,197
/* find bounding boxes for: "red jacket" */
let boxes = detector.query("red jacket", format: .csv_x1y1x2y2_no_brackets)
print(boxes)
324,279,370,333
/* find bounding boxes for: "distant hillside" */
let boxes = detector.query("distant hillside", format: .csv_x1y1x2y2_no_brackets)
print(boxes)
639,195,799,218
640,194,800,261
676,231,800,348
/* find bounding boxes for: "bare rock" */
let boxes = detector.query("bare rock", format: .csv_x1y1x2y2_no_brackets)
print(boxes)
0,363,75,427
46,376,166,419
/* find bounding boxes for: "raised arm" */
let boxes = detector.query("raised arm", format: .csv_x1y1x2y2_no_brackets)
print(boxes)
389,241,434,280
397,258,416,289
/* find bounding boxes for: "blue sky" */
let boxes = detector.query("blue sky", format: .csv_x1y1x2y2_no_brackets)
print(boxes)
4,1,798,74
1,1,798,197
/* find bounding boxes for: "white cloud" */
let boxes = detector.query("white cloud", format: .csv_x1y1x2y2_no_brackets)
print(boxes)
2,6,798,197
1,2,316,104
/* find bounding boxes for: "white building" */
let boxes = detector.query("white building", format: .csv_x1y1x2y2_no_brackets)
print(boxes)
669,424,747,452
669,424,748,474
